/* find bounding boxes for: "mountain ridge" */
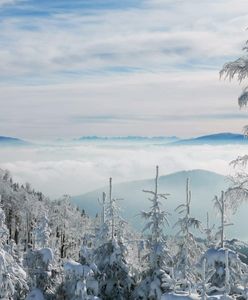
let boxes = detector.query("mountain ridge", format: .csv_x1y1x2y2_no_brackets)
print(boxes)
0,132,245,146
0,136,29,146
71,169,229,231
71,168,248,240
75,132,246,146
171,132,246,145
75,135,179,142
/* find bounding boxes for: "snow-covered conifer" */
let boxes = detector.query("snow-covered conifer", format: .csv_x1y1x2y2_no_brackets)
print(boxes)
220,40,248,114
93,178,135,299
34,213,51,249
213,191,233,248
134,166,172,299
199,247,246,294
202,213,215,248
0,203,28,299
173,178,202,290
61,260,100,300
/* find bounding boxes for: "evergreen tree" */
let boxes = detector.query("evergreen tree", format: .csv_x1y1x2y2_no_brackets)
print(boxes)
0,204,28,299
94,178,135,300
173,178,202,292
134,166,172,300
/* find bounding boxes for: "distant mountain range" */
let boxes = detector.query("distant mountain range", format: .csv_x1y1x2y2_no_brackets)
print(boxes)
75,133,248,145
71,169,248,240
0,132,246,146
171,133,248,145
0,136,28,146
75,135,179,143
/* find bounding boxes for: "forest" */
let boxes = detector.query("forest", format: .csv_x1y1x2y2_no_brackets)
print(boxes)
1,159,248,300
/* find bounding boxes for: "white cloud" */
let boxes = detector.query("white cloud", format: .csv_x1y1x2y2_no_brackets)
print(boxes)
0,143,245,198
0,0,19,6
0,0,248,138
0,0,247,79
0,70,245,139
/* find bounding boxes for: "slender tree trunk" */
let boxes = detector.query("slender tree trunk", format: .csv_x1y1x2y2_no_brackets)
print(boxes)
206,212,210,247
8,209,13,241
14,228,19,244
221,190,225,248
98,192,106,226
109,177,114,240
155,165,158,196
206,212,209,230
225,249,230,296
25,211,29,251
184,178,191,279
61,232,66,258
154,166,159,245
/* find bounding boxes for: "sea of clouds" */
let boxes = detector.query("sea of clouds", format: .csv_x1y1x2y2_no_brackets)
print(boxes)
0,141,246,198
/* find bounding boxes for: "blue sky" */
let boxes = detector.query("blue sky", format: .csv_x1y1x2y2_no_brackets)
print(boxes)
0,0,248,139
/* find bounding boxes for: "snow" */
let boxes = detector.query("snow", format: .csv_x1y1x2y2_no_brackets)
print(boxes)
26,288,45,300
64,260,93,278
202,248,238,267
37,247,53,265
0,167,247,299
161,292,200,300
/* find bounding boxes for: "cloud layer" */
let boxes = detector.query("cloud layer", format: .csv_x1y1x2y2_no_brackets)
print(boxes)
1,0,248,138
0,0,247,80
0,142,246,198
0,71,246,139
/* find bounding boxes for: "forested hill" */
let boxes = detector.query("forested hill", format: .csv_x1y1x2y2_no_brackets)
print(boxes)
1,168,248,299
71,169,229,232
0,168,140,299
0,168,92,257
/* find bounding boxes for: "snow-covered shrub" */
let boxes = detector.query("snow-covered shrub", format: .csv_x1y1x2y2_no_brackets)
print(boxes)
198,247,246,293
134,268,173,299
62,259,100,300
24,247,56,298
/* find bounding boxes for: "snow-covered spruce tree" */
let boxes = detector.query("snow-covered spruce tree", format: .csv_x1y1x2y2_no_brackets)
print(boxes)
24,213,57,299
59,259,100,300
196,250,242,300
94,177,135,300
94,192,109,248
202,213,216,248
198,247,246,296
173,178,202,292
34,213,51,249
220,35,248,217
196,257,215,300
134,166,173,300
221,156,248,221
51,200,98,298
54,208,100,299
220,39,248,114
0,202,28,299
196,250,233,300
196,191,247,295
213,191,234,249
